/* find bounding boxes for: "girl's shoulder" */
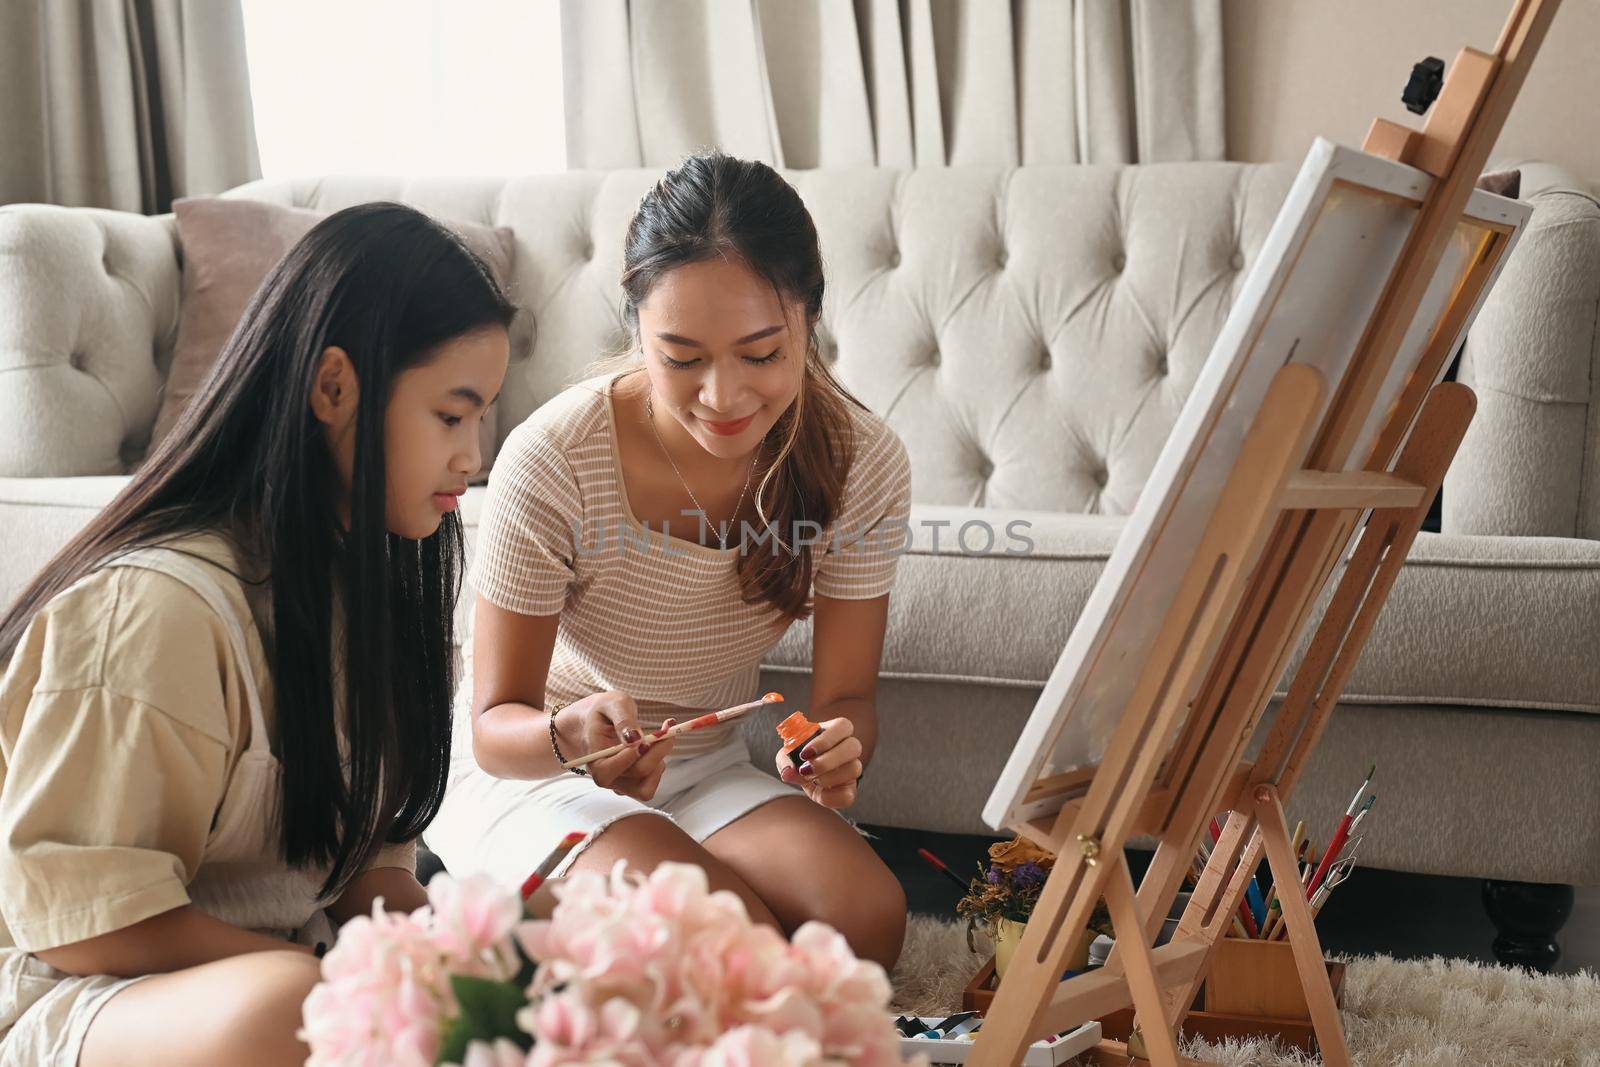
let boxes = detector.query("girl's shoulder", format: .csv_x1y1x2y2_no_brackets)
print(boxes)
12,531,253,746
41,530,247,633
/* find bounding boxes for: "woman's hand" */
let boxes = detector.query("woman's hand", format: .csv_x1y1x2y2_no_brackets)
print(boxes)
776,716,863,810
557,691,676,801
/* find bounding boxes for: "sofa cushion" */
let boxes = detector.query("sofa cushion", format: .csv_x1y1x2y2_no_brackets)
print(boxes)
0,206,178,478
153,198,518,475
1449,169,1600,539
0,476,129,609
761,504,1600,715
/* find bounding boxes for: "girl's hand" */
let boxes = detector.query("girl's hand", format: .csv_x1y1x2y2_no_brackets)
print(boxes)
559,691,676,801
776,716,862,810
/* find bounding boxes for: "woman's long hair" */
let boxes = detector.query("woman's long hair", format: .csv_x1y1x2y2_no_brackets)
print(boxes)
619,150,866,621
0,202,516,896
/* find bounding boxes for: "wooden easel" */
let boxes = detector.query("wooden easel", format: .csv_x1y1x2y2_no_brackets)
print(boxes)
968,2,1559,1064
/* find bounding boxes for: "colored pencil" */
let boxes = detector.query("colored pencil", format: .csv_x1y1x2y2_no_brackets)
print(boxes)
1259,896,1281,939
1273,859,1320,940
559,692,783,770
1262,829,1301,926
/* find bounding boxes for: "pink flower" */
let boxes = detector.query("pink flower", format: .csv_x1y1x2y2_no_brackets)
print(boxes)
455,1039,529,1067
300,904,451,1067
523,990,659,1067
304,860,913,1067
519,862,910,1066
700,1025,823,1067
302,878,530,1067
428,873,524,980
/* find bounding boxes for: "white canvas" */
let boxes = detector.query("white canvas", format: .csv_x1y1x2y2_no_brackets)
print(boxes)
984,138,1531,832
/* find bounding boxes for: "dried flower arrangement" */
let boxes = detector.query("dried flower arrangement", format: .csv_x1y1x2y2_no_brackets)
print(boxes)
954,836,1113,951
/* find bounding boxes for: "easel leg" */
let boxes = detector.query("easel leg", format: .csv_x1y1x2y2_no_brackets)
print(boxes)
1252,785,1353,1067
1102,854,1185,1067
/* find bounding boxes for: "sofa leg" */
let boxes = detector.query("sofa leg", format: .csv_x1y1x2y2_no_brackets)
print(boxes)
1481,879,1574,972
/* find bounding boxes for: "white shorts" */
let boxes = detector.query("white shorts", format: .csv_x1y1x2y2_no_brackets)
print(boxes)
0,950,149,1067
424,741,804,888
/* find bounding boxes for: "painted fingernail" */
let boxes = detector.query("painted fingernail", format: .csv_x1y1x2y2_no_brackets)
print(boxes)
801,747,817,761
800,762,815,777
637,743,650,756
622,728,641,744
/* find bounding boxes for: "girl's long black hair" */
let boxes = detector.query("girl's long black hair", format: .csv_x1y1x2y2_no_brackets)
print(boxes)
0,202,516,897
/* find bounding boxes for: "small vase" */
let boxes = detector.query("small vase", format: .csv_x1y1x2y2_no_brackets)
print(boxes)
992,919,1092,979
993,918,1027,979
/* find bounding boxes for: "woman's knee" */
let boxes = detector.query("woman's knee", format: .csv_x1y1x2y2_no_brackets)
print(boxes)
566,812,695,873
568,814,782,930
811,863,907,971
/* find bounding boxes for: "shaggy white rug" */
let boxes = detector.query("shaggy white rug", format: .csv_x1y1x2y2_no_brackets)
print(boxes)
889,915,1600,1066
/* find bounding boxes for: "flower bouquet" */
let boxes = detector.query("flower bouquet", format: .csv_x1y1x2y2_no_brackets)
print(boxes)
955,837,1111,975
299,860,922,1067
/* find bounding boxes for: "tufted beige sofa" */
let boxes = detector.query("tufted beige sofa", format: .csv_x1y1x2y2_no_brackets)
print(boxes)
3,162,1598,890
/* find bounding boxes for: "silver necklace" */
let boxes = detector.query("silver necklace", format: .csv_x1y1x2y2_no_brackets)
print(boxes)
645,394,757,550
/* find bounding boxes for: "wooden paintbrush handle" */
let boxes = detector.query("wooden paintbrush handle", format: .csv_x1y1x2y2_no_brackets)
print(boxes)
559,694,782,770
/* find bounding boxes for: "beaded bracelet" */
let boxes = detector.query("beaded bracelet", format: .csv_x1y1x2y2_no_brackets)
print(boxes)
547,703,587,776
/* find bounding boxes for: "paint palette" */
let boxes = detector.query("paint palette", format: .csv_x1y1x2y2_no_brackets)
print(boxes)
895,1015,1101,1064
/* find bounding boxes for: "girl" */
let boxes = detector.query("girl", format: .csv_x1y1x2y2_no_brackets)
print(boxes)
426,151,912,968
0,204,513,1067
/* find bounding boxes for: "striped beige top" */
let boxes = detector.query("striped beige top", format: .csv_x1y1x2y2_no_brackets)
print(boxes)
466,374,912,760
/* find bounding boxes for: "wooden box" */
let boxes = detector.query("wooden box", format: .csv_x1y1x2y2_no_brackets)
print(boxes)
961,942,1345,1056
1204,936,1337,1019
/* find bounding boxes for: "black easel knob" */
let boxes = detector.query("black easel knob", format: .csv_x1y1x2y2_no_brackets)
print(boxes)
1402,56,1446,115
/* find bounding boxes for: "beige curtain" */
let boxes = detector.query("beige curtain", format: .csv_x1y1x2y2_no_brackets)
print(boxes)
562,0,1224,169
0,0,260,213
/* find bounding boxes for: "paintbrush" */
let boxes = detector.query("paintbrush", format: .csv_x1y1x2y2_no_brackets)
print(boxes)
917,847,974,893
520,830,588,900
1308,763,1375,898
558,692,784,771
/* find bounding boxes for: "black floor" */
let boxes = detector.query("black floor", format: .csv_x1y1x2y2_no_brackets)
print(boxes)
864,824,1600,975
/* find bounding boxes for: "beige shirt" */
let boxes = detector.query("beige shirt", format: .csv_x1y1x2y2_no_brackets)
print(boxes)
0,532,413,957
468,375,913,760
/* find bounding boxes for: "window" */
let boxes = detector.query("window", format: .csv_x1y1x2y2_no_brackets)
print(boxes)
242,0,564,179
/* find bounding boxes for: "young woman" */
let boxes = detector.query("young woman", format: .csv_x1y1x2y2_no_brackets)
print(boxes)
426,151,912,969
0,204,513,1067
